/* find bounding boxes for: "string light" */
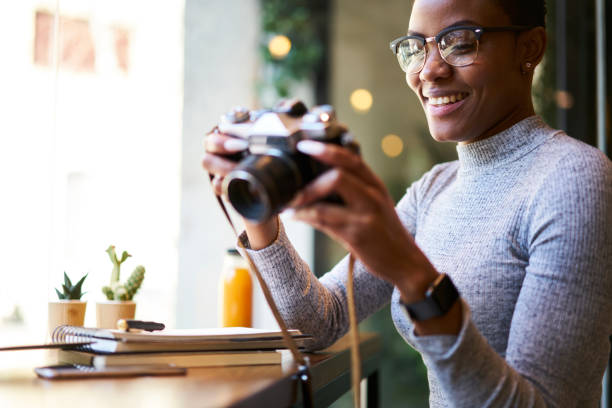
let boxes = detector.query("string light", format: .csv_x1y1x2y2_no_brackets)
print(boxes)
268,35,292,59
381,134,403,158
349,89,373,113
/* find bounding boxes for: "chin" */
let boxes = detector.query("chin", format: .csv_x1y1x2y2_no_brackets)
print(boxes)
427,121,468,143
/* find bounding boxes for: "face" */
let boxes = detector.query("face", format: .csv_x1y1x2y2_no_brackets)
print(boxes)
406,0,531,143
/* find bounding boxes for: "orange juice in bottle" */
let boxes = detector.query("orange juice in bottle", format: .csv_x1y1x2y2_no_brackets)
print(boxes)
218,249,252,327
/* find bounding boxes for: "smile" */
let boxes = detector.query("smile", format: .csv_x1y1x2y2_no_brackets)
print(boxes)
424,92,470,116
427,92,469,106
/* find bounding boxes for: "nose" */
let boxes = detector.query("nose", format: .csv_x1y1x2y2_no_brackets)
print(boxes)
419,42,452,82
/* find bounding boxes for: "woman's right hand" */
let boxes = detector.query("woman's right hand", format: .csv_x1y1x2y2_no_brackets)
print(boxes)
201,131,279,249
201,131,249,196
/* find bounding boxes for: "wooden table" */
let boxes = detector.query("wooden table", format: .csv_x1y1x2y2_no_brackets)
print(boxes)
0,332,381,408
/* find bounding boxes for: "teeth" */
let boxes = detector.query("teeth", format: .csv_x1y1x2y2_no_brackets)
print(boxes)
428,93,467,106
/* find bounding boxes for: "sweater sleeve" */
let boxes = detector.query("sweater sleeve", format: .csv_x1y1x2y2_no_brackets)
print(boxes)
240,221,393,350
406,150,612,407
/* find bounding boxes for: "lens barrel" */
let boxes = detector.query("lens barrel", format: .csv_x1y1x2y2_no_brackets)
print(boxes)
224,152,304,222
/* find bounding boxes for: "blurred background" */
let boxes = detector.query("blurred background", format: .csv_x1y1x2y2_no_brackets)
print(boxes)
0,0,609,406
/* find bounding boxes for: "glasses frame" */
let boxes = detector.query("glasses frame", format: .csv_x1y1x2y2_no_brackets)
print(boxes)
389,25,535,74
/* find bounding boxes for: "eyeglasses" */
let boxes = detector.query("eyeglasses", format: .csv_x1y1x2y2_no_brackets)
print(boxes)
389,25,534,74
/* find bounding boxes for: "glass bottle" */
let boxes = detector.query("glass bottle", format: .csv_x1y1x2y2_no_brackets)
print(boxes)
218,249,252,327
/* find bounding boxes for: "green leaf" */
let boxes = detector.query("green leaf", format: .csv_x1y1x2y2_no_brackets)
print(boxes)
102,286,114,300
119,251,131,264
106,245,117,264
55,288,66,300
71,286,82,299
73,273,88,295
63,271,72,289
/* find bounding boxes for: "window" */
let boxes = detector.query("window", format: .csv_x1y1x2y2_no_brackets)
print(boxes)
0,2,184,341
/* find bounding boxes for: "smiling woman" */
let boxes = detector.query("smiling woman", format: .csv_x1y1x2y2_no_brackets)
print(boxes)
202,0,612,406
403,0,547,144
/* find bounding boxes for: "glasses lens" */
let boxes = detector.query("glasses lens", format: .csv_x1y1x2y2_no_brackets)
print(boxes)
439,29,478,66
396,38,425,74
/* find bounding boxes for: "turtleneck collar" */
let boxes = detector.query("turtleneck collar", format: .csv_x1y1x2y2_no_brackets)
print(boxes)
456,116,556,174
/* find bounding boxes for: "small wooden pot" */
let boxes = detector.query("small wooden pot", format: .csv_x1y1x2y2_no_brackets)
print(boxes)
48,300,87,336
96,301,136,329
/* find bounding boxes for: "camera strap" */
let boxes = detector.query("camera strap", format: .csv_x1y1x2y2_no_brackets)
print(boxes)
208,173,361,408
208,174,313,407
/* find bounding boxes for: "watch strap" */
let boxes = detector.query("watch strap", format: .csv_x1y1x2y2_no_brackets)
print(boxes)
401,274,459,321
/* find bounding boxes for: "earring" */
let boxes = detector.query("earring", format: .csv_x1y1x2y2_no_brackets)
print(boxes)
521,62,533,75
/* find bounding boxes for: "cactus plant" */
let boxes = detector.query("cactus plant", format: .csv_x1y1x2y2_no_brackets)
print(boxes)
102,245,145,301
55,271,88,300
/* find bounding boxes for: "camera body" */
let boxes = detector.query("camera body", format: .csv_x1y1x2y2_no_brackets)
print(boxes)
218,99,358,222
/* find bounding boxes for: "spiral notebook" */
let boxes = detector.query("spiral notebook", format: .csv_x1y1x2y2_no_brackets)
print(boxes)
49,325,311,354
57,348,289,368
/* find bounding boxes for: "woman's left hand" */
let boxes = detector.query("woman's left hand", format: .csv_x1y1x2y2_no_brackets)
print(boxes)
290,140,438,303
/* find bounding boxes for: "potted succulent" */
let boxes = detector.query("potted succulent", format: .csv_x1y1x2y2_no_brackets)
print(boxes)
96,245,145,329
48,272,88,335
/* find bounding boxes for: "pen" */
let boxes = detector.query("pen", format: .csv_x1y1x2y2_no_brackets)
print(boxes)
117,319,165,332
0,342,93,352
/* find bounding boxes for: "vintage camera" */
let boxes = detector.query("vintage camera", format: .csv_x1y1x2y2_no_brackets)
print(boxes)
217,99,359,222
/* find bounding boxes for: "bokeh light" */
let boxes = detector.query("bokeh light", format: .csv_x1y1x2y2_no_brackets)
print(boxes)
381,134,404,158
268,35,292,59
349,88,373,113
555,90,574,109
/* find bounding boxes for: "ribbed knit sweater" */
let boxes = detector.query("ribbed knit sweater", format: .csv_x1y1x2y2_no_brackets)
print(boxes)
241,116,612,407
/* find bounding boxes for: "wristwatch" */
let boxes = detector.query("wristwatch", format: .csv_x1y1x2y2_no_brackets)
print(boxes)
400,273,459,321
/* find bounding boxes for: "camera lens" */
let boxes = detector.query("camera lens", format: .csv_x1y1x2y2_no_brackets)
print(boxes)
224,152,303,222
226,177,267,220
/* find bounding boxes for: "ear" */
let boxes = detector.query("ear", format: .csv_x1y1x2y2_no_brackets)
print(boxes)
516,27,547,74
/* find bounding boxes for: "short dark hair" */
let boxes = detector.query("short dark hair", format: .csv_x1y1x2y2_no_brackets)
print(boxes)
496,0,547,28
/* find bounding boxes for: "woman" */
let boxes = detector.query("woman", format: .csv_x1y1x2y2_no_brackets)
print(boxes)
203,0,612,406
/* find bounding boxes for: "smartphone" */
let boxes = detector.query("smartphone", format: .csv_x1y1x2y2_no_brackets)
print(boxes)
35,364,186,379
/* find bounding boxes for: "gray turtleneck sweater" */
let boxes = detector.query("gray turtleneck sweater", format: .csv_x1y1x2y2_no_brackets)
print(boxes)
241,116,612,407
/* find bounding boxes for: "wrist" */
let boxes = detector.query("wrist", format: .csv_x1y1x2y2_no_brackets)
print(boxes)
413,300,462,336
396,266,439,305
244,217,279,250
399,273,461,335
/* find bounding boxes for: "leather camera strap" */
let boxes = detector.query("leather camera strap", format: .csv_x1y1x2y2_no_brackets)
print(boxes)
347,253,361,408
209,174,361,407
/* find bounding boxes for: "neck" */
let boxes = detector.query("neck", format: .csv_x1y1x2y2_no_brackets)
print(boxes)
460,97,536,146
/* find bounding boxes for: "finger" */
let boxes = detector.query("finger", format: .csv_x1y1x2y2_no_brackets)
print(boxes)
293,204,361,251
291,168,383,210
212,175,224,195
201,152,237,177
296,140,385,191
294,203,350,230
204,133,249,154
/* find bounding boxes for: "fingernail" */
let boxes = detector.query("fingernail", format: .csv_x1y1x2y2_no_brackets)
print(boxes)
224,138,249,152
283,208,295,218
297,140,325,155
